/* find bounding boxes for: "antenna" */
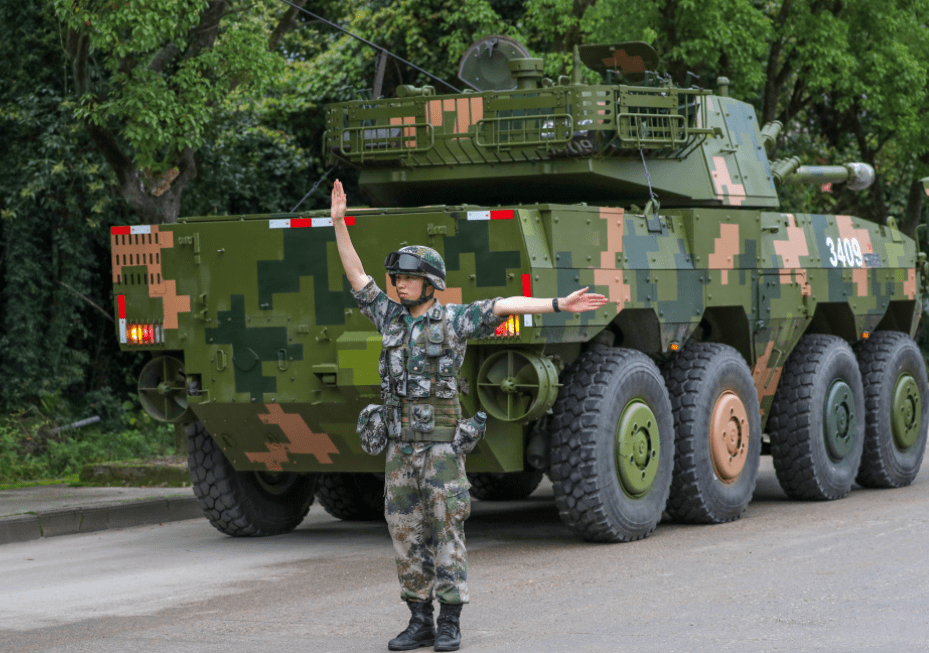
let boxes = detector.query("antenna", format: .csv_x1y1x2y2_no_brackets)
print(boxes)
277,0,461,93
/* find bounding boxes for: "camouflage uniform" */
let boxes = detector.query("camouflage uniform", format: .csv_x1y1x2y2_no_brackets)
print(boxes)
353,275,504,605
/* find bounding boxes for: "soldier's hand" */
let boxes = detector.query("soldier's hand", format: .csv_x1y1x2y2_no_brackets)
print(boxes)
561,287,608,313
331,179,347,222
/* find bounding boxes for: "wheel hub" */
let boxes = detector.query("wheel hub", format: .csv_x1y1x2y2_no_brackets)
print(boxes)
710,391,749,483
824,380,856,460
615,400,660,498
892,373,921,450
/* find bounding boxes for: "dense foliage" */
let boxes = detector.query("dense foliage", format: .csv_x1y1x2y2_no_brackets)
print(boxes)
0,409,176,485
2,0,929,480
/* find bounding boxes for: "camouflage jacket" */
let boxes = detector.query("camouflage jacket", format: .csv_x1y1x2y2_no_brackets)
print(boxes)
352,276,505,402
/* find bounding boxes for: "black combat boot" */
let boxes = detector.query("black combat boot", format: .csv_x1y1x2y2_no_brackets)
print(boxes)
434,603,463,652
388,600,435,651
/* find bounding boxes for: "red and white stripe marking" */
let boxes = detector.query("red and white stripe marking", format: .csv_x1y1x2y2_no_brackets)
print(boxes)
269,216,355,229
466,210,514,221
111,225,153,235
117,295,127,344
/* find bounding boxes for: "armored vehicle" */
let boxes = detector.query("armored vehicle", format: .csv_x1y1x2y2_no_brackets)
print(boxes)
111,39,928,542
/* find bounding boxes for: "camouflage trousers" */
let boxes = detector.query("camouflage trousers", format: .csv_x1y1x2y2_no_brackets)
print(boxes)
384,440,472,605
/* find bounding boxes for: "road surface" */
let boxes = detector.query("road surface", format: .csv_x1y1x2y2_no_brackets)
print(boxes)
2,459,928,652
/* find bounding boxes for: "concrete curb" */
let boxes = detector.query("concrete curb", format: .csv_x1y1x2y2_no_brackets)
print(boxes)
79,462,190,487
0,496,202,545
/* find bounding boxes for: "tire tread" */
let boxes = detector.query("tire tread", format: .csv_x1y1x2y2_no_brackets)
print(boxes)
186,421,312,536
767,334,862,501
661,343,760,524
549,348,672,543
854,331,928,488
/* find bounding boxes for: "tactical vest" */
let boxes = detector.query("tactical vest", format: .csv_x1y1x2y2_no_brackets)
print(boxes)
383,302,461,442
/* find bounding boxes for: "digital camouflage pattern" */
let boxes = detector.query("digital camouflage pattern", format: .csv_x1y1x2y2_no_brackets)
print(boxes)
110,203,922,469
353,276,500,603
352,276,504,408
452,414,486,456
111,42,924,537
357,404,388,455
385,441,471,604
390,245,448,291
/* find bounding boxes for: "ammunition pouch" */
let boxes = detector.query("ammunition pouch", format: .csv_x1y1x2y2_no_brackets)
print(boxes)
388,395,461,443
356,404,389,455
383,304,466,444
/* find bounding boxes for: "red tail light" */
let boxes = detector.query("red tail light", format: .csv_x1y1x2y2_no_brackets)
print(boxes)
127,323,160,345
494,315,520,338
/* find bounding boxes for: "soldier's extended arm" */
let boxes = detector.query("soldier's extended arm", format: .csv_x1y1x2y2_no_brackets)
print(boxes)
330,179,369,292
493,287,608,316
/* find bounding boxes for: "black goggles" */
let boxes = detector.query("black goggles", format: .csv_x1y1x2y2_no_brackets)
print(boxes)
384,251,443,279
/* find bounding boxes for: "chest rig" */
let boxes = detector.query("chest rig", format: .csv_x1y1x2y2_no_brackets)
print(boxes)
384,302,461,442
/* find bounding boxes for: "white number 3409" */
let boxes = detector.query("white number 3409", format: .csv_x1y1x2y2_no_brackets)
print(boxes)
825,237,864,267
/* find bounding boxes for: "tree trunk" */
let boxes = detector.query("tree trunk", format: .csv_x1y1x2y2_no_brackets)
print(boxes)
761,0,795,125
65,1,309,225
902,178,925,238
902,152,929,238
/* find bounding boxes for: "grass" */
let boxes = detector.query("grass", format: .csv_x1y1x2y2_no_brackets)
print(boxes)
0,475,81,491
0,410,178,485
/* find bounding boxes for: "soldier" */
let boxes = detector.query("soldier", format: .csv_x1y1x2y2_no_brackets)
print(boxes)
330,179,607,651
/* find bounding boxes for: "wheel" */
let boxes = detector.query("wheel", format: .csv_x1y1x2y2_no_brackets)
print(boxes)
316,473,385,521
661,343,761,523
467,469,544,501
186,421,315,536
548,348,674,542
767,335,866,500
854,331,929,488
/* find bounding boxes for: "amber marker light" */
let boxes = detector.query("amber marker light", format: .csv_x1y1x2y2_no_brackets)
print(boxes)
127,323,160,345
862,331,870,339
494,315,520,338
670,341,680,351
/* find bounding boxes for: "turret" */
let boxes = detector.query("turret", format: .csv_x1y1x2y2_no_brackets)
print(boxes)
324,39,875,208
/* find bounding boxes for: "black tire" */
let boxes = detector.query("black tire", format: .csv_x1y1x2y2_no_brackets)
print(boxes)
186,421,315,536
854,331,929,488
549,348,674,542
767,335,866,500
661,343,761,524
316,473,385,521
467,469,545,501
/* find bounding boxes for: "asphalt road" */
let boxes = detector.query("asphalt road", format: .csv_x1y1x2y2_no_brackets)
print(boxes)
2,458,928,653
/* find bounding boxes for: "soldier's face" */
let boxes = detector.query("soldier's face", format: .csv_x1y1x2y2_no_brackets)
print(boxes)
395,274,424,299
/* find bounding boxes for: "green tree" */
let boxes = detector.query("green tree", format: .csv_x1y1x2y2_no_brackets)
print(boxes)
1,2,133,414
578,0,929,234
52,0,310,224
0,1,323,418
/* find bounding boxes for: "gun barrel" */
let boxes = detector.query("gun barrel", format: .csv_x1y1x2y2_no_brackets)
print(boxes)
772,158,875,191
796,165,856,183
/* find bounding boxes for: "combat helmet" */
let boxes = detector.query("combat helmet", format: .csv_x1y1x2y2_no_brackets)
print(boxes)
384,245,447,291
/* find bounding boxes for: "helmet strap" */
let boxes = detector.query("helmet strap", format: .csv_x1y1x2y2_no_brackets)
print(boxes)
399,282,435,307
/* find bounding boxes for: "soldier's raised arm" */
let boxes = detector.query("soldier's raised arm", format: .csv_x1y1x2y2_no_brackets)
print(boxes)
331,179,369,292
493,286,608,316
